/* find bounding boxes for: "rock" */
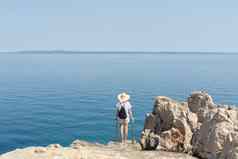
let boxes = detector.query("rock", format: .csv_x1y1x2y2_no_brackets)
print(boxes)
47,144,62,149
188,91,216,123
34,147,47,153
152,96,187,132
174,118,193,152
159,128,184,152
142,96,193,153
187,112,198,132
71,140,95,149
141,91,238,158
192,108,234,159
226,108,238,127
140,129,160,150
143,113,158,131
219,131,238,159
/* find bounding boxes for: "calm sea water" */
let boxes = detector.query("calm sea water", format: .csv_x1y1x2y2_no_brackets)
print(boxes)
0,53,238,153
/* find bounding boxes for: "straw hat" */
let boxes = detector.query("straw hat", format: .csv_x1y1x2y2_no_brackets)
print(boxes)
117,92,130,102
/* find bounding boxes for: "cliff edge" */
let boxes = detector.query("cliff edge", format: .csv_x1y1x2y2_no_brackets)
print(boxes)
0,140,197,159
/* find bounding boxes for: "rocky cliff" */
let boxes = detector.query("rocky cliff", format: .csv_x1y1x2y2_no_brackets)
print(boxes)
140,91,238,159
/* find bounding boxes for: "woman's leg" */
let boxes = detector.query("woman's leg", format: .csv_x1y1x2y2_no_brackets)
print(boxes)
120,123,124,142
123,122,129,142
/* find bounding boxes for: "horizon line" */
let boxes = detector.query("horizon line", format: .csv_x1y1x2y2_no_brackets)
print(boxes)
0,50,238,55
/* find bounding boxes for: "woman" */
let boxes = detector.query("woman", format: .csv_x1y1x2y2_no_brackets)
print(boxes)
116,92,134,143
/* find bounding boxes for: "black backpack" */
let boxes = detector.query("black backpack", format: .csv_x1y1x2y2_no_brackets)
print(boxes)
118,105,127,119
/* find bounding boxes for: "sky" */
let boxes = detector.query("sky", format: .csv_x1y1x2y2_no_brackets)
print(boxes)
0,0,238,52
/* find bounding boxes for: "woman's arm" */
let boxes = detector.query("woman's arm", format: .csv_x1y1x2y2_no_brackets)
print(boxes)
115,109,118,120
115,103,119,120
128,104,134,122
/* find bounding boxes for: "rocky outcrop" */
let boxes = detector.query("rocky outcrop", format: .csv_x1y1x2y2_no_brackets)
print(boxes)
141,96,194,153
141,91,238,159
188,91,216,123
0,140,198,159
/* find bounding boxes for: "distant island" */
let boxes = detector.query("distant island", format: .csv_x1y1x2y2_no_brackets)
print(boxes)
0,50,238,55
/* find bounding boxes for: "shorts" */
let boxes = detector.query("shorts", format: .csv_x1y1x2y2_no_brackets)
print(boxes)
118,118,130,124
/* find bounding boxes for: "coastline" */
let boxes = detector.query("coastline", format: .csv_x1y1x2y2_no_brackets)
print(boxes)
0,140,197,159
1,91,238,159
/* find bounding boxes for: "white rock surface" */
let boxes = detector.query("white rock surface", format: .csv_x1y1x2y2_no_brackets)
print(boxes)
0,140,198,159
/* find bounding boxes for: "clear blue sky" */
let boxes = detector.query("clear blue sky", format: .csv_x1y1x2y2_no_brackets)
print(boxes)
1,0,238,52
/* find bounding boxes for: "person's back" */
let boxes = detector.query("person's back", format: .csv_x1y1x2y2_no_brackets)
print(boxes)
116,101,132,122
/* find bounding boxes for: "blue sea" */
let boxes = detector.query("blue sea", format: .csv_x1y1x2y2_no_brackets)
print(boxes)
0,52,238,153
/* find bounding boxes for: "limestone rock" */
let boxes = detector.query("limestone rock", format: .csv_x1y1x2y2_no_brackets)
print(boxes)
188,91,216,123
140,129,160,150
187,112,198,132
47,144,62,149
143,113,158,131
70,139,100,150
153,96,188,132
219,131,238,159
34,147,47,153
159,128,184,152
141,91,238,158
192,108,234,159
142,96,193,153
226,108,238,127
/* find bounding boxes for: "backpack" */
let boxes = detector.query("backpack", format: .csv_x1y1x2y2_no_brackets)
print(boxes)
118,104,127,119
